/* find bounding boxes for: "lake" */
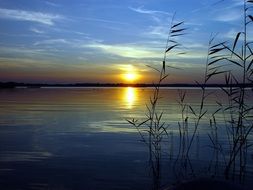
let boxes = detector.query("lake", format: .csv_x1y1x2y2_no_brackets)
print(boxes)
0,87,252,190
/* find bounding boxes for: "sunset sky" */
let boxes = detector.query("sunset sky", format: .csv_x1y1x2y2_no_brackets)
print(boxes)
0,0,250,83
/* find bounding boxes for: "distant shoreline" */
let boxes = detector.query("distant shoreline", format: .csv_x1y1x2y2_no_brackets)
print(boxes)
1,82,253,88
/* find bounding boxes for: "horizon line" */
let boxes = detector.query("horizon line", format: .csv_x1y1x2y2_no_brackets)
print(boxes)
1,81,253,88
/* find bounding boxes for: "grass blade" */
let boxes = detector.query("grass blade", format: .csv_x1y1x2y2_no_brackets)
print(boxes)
225,58,243,67
208,57,225,65
171,28,187,33
167,65,183,70
247,44,253,55
249,15,253,22
209,47,226,55
169,40,177,43
166,44,178,53
247,59,253,72
171,33,186,37
200,110,207,119
207,70,227,80
189,105,196,116
232,32,242,51
171,21,184,29
209,64,230,71
161,74,169,81
146,65,160,73
210,41,227,49
223,44,244,60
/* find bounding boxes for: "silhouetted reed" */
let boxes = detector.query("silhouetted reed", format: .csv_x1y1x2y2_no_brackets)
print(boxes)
127,14,187,189
127,0,253,188
208,0,253,181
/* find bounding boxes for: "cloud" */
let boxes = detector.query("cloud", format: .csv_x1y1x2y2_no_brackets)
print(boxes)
77,56,88,61
82,17,128,25
74,31,89,36
84,41,205,60
191,0,226,13
45,1,61,7
211,0,244,23
0,8,63,25
0,46,62,60
85,42,162,59
231,0,244,6
144,25,168,39
215,9,242,22
129,6,171,16
0,57,62,70
30,27,45,34
34,39,69,46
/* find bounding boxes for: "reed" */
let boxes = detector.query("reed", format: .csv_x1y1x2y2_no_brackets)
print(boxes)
210,0,253,180
127,14,187,189
127,0,253,188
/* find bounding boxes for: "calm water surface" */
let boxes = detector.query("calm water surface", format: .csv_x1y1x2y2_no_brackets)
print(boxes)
0,87,252,189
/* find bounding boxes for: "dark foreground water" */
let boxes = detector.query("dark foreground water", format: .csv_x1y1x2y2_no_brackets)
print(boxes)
0,87,252,190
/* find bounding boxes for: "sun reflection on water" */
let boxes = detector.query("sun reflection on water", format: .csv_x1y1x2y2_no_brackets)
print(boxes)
124,87,137,109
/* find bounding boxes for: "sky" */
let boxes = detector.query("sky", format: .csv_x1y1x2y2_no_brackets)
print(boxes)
0,0,251,84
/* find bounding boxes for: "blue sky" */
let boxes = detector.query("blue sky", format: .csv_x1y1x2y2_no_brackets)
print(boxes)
0,0,251,83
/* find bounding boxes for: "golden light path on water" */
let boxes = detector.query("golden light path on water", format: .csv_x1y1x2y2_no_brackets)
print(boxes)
124,87,137,109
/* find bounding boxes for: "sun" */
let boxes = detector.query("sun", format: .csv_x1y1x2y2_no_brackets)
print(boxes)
123,73,138,82
119,64,140,83
125,73,136,81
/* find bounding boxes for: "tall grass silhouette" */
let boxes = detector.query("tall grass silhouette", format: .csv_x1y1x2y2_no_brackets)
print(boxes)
127,0,253,189
127,14,187,189
207,0,253,180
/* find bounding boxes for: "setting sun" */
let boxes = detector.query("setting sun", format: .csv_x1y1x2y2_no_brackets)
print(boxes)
124,73,137,82
119,64,140,83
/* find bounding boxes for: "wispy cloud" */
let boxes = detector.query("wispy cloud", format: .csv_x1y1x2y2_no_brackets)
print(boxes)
74,31,89,36
129,6,171,16
45,1,61,7
34,39,69,46
144,25,168,39
30,27,45,34
0,8,63,25
0,46,60,58
215,8,242,22
0,57,60,69
85,42,162,59
84,41,205,60
82,17,128,25
210,0,244,23
231,0,244,6
77,56,88,61
191,0,225,13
